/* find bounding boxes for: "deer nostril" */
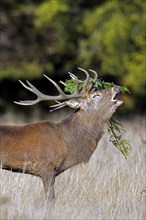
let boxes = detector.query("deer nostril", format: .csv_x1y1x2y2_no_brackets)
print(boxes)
114,86,120,93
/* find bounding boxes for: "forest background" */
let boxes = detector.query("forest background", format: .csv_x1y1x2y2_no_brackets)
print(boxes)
0,0,145,117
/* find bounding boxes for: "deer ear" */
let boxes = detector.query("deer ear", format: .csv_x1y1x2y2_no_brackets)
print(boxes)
66,100,81,109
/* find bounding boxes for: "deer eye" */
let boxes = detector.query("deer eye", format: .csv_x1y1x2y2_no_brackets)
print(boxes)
92,93,101,99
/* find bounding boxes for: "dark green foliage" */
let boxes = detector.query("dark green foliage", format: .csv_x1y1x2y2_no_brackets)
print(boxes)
108,118,131,158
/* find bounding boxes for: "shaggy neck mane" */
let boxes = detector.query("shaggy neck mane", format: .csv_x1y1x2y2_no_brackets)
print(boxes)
60,110,105,170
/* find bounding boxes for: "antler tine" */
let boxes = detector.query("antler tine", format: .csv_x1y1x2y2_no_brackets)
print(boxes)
26,81,51,98
43,74,66,97
14,99,40,106
50,104,66,112
89,69,98,83
68,72,80,94
14,80,46,105
50,101,67,112
19,80,33,93
50,101,65,108
89,69,98,90
77,67,90,94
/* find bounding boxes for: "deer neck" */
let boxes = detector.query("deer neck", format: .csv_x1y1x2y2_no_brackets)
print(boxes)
62,109,105,137
61,110,104,169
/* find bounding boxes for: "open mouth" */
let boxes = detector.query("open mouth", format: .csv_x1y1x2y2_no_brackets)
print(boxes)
112,90,123,106
113,92,120,100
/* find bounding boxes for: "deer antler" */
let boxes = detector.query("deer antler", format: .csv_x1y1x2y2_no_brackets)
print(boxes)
89,69,98,90
14,67,98,109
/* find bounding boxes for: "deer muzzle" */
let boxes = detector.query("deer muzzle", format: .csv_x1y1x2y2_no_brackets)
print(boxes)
112,86,123,106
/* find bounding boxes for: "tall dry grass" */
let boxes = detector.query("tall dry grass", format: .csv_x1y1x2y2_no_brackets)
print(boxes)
0,112,146,220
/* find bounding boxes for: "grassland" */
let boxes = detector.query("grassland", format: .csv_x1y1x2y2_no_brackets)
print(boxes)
0,112,146,220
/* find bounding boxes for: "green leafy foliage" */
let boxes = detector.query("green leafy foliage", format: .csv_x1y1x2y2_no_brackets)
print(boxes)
108,118,131,158
64,79,130,94
35,0,68,28
63,78,131,158
79,0,145,95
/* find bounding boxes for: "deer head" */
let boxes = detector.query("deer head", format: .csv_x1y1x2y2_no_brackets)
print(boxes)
69,86,123,122
14,67,123,122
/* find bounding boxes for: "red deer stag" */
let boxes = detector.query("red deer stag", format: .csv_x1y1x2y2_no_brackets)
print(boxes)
0,67,123,199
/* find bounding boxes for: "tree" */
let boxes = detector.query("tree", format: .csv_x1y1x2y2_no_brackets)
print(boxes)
77,0,145,97
0,0,145,112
